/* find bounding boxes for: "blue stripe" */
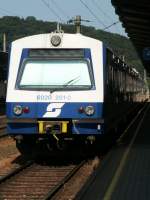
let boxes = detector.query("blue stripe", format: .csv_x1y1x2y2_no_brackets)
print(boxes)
19,48,29,65
7,102,104,135
84,48,92,60
7,122,104,135
72,123,104,135
7,123,37,134
7,102,103,119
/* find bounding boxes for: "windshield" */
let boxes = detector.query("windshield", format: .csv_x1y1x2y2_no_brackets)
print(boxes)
18,59,92,90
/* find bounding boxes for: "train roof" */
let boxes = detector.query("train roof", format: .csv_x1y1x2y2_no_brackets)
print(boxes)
11,33,102,46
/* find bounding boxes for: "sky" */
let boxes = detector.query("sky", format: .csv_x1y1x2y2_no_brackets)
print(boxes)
0,0,126,36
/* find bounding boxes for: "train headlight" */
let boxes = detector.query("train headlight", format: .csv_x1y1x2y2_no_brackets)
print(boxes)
51,35,61,46
13,105,23,115
85,106,95,116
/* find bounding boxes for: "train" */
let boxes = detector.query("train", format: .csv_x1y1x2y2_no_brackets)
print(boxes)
6,29,149,155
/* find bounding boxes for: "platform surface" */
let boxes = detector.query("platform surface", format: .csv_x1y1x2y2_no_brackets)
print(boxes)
75,103,150,200
111,104,150,200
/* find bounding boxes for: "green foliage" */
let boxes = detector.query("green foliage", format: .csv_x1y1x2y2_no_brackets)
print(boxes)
0,16,144,74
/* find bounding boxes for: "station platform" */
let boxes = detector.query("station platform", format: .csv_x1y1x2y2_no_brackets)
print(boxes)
75,103,150,200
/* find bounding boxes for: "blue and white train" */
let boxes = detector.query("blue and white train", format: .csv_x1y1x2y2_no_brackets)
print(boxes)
6,30,148,154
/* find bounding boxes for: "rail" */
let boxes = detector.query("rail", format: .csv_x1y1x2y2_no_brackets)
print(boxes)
0,161,33,184
0,117,7,138
0,125,6,129
0,160,86,199
44,160,86,200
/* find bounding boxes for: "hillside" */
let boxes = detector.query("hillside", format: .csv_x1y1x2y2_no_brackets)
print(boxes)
0,16,144,74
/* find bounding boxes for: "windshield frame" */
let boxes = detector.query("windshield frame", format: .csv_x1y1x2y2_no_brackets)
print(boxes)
16,58,95,91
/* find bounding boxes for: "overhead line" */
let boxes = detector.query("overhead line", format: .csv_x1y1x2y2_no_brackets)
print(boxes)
50,0,70,20
41,0,63,23
103,21,120,31
0,9,6,16
0,7,20,16
92,0,122,35
79,0,105,28
92,0,113,23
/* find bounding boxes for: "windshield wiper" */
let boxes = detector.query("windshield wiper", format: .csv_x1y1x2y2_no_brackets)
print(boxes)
49,76,80,94
63,76,80,87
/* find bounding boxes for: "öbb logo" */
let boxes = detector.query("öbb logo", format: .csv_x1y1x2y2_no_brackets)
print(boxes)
43,103,65,117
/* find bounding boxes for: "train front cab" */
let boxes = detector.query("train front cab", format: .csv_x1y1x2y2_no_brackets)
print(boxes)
6,33,105,154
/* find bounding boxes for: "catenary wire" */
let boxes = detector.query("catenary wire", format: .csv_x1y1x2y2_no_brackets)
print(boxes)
41,0,64,23
0,7,20,16
0,9,6,16
50,0,70,20
103,21,120,30
79,0,106,28
92,0,114,24
92,0,122,35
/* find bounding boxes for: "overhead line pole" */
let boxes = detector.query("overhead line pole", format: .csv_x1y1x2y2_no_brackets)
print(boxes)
3,33,6,53
67,16,90,33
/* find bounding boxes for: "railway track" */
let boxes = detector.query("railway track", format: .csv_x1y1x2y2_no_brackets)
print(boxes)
0,115,7,138
0,127,7,138
0,159,85,199
0,115,6,120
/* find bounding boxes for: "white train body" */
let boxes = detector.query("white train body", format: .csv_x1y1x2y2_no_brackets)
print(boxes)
7,33,104,136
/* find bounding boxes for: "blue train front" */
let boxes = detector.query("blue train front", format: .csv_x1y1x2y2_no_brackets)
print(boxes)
6,32,106,154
